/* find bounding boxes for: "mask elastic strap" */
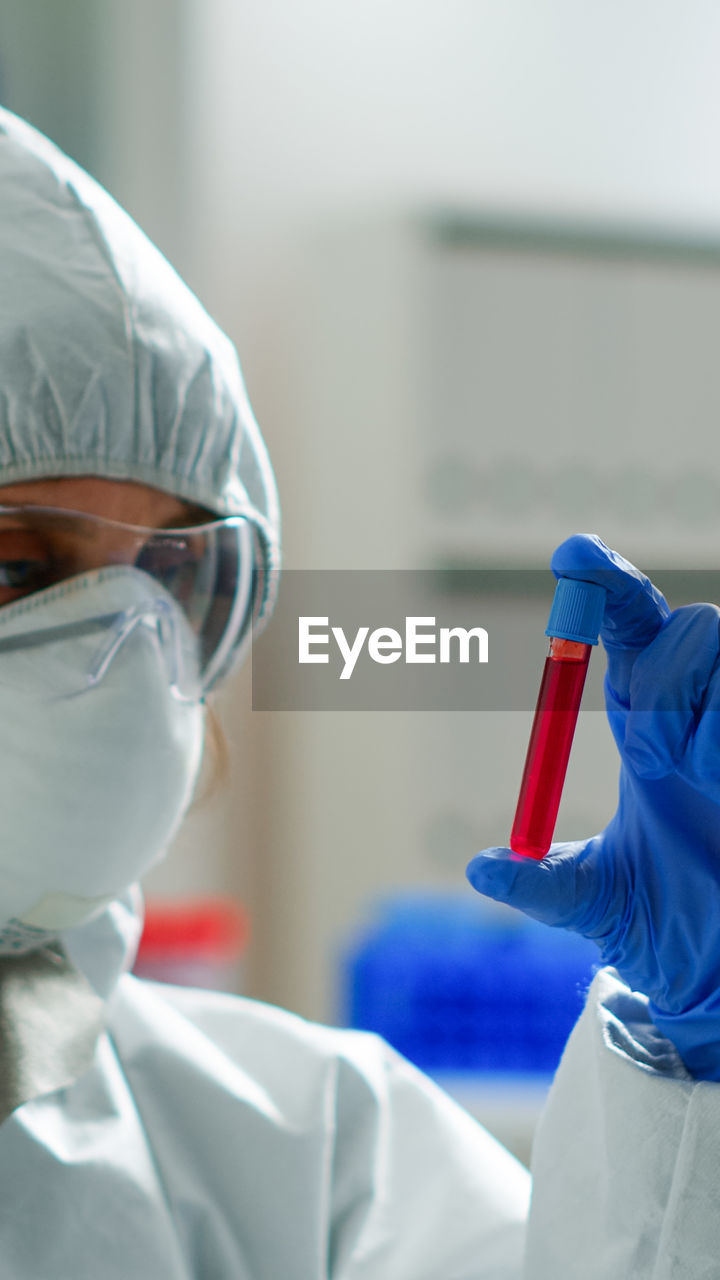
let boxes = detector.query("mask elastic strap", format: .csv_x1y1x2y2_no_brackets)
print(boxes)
0,941,104,1125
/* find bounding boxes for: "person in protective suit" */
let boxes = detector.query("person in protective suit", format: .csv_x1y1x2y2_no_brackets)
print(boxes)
0,107,717,1279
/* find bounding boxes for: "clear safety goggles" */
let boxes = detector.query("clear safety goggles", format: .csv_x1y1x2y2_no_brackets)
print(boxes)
0,504,257,700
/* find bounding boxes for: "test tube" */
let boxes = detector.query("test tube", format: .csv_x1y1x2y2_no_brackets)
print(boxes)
510,577,606,860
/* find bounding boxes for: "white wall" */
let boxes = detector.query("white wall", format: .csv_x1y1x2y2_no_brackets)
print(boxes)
185,1,720,256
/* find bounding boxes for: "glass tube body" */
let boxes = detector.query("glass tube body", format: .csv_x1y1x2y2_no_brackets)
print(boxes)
510,635,592,860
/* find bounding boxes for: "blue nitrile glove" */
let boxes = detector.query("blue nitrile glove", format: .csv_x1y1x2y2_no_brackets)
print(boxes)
467,533,720,1081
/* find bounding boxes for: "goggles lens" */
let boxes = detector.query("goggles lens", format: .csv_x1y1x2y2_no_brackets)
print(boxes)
0,505,256,698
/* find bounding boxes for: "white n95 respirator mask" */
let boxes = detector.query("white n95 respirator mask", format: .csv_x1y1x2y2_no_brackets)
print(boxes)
0,565,205,945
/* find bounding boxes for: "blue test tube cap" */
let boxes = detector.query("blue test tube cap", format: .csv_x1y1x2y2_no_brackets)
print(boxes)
545,577,607,645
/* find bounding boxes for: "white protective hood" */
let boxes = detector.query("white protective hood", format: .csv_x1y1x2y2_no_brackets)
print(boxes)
0,107,280,633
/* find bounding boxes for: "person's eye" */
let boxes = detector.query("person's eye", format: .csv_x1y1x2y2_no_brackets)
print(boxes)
0,529,56,603
0,559,51,590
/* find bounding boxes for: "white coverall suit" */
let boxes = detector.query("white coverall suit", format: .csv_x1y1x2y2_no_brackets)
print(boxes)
1,889,708,1280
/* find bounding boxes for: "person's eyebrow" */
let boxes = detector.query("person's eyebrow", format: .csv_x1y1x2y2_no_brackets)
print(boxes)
0,508,84,533
0,504,216,532
159,506,216,531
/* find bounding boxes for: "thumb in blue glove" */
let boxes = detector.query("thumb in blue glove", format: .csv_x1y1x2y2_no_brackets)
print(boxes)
467,535,720,1081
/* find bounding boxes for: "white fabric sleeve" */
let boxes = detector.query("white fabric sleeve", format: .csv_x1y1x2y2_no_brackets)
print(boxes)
524,966,720,1279
326,1033,530,1280
135,981,530,1280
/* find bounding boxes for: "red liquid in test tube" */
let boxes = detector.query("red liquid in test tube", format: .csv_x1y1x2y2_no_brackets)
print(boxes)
510,577,606,861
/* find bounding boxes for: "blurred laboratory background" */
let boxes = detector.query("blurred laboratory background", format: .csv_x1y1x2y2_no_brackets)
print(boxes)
3,0,720,1163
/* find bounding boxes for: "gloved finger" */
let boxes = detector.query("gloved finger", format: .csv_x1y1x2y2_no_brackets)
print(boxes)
466,840,609,937
623,605,720,779
678,634,720,795
550,535,670,704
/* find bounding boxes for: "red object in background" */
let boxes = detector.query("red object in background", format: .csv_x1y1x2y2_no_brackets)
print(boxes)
134,897,250,989
509,636,591,860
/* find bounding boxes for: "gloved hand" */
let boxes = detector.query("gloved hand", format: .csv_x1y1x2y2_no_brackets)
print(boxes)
467,533,720,1081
